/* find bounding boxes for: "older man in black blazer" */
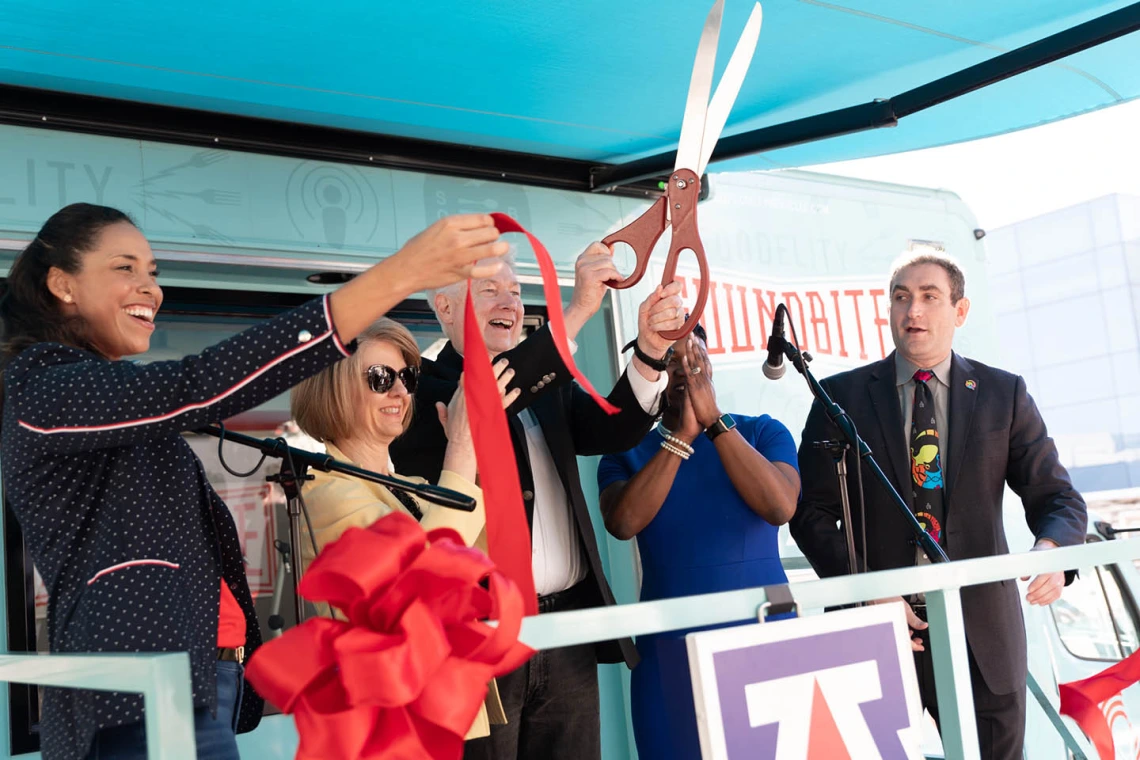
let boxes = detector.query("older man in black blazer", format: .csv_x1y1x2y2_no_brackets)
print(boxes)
791,253,1086,760
391,243,683,760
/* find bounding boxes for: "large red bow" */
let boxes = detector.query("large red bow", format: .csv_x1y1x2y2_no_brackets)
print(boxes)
246,513,535,759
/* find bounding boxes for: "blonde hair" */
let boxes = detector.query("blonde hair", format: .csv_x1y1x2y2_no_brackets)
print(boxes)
290,317,421,443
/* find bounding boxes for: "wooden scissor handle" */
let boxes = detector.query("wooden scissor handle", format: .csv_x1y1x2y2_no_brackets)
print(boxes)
658,169,708,341
602,197,668,289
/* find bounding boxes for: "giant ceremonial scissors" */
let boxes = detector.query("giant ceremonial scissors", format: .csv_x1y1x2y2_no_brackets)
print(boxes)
604,0,763,340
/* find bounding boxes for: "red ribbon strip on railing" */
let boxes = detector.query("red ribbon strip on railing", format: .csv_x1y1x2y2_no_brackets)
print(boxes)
1059,648,1140,760
245,513,534,760
463,214,621,618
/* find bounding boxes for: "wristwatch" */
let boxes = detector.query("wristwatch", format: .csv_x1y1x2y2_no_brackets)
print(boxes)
621,338,672,373
705,413,736,441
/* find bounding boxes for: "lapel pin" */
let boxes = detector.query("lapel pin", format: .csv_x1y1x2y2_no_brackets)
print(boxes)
965,379,977,390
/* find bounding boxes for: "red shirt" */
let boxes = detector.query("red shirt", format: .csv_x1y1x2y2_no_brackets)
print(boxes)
217,581,247,648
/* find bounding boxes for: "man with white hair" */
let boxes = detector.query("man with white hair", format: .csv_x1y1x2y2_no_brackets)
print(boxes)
391,242,684,760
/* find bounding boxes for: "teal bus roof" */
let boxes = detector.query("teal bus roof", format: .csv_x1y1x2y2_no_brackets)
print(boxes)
1,1,1138,173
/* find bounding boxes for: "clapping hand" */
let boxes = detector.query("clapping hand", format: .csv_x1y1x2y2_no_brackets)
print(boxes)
680,335,720,429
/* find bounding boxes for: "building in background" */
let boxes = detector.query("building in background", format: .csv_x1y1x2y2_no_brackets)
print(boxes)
986,194,1140,505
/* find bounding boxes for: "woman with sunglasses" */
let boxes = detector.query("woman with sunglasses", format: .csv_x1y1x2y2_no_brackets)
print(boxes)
0,203,507,760
291,316,519,563
289,317,516,739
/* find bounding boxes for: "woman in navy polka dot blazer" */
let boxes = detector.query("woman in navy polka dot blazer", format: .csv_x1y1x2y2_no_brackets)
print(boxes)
0,203,508,760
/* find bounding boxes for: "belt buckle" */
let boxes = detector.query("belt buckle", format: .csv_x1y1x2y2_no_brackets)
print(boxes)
218,646,245,664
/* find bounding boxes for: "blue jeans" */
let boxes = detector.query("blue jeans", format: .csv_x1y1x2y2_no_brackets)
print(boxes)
85,661,244,759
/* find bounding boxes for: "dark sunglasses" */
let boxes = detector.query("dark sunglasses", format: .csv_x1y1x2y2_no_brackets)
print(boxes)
364,364,420,394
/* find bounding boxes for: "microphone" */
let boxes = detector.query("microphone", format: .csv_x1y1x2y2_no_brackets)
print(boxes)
762,305,787,380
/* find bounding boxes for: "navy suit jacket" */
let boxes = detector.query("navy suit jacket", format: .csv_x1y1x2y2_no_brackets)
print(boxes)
791,351,1087,695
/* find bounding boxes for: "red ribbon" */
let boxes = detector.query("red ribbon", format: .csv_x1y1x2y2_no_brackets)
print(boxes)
463,214,621,618
1059,648,1140,759
490,214,619,416
245,513,534,760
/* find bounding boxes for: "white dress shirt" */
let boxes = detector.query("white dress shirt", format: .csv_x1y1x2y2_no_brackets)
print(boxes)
528,358,667,596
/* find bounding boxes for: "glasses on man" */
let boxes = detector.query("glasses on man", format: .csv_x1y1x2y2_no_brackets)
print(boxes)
364,364,420,394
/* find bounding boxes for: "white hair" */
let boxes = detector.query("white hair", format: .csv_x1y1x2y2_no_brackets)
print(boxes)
426,249,519,320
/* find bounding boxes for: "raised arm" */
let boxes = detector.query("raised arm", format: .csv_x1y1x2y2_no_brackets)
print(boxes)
10,215,508,454
328,215,506,343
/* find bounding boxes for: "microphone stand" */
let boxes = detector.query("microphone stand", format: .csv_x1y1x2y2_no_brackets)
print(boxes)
774,331,950,567
813,440,859,576
195,425,477,624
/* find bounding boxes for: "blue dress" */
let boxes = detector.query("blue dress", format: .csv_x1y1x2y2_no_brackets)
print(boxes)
597,415,798,760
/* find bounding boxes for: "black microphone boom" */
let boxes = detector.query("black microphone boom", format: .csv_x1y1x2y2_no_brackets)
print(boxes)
193,426,476,511
194,424,474,627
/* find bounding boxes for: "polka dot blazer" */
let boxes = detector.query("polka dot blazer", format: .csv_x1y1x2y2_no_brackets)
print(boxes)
1,295,354,760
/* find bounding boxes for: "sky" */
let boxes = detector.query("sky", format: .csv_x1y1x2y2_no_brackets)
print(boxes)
804,98,1140,232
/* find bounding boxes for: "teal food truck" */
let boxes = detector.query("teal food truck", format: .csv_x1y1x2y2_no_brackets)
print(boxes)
3,1,1140,757
3,127,1139,757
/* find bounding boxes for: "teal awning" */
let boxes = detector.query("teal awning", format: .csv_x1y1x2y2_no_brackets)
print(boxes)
1,1,1138,181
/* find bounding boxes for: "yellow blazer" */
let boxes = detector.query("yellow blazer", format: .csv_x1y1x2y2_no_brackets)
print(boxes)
299,443,502,739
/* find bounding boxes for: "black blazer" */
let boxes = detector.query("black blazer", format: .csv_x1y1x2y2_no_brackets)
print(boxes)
1,296,352,760
391,326,656,668
790,351,1087,695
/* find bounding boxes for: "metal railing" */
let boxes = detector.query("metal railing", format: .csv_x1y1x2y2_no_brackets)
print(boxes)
519,540,1139,760
1,541,1133,759
0,652,196,759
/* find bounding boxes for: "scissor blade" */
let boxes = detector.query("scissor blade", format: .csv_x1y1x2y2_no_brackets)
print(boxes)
698,2,763,175
674,0,724,174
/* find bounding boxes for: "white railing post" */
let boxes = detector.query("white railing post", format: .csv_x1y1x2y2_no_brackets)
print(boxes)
0,652,196,759
144,653,198,760
926,588,980,760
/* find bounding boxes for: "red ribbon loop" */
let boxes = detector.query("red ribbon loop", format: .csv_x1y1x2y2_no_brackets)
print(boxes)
246,513,535,760
1059,648,1140,760
463,214,621,618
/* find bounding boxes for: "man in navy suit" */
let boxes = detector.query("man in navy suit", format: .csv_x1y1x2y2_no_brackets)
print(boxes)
791,253,1087,759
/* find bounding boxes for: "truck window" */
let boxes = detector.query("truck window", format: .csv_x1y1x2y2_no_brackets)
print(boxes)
1050,539,1140,662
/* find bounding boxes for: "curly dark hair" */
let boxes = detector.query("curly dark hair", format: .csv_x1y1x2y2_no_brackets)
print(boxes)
0,203,137,369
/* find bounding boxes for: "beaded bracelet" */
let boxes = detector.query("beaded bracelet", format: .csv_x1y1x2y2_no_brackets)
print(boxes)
660,440,691,460
657,425,695,456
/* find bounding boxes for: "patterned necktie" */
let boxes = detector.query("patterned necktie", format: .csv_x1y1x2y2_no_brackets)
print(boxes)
910,369,944,545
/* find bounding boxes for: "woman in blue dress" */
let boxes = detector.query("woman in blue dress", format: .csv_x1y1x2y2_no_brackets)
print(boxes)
598,324,800,760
